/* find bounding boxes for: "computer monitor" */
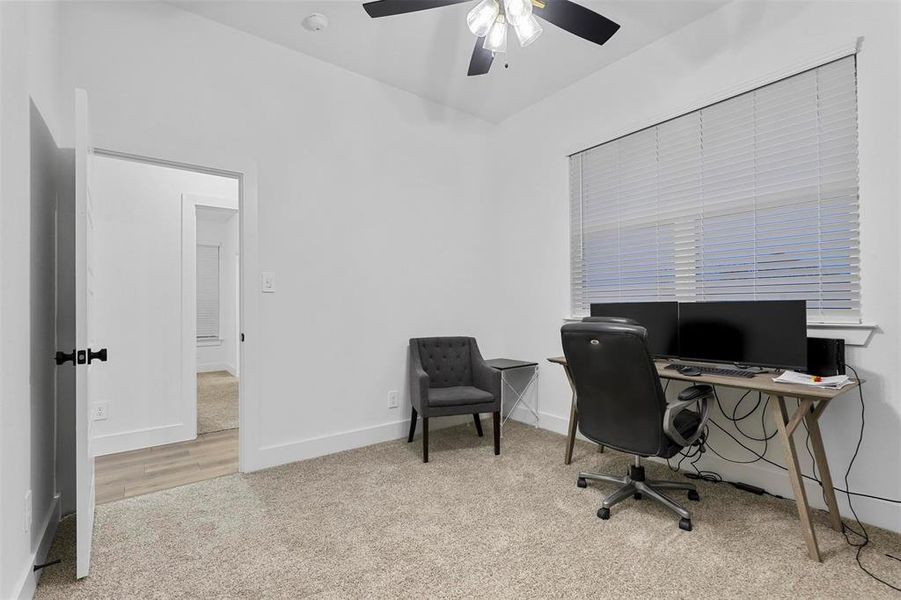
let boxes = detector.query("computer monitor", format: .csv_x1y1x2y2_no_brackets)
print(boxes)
677,300,807,370
589,302,679,357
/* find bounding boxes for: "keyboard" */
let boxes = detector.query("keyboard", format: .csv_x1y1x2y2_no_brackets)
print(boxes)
664,363,758,379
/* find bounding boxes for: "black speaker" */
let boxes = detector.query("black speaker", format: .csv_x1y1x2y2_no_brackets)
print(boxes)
806,338,845,376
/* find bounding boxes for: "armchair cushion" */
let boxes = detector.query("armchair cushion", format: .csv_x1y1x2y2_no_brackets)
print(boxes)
428,386,494,407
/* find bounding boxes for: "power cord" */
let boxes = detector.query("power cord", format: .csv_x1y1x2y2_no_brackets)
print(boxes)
828,364,899,592
679,367,900,591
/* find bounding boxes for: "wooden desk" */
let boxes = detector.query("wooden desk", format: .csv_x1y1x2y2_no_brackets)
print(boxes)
547,356,861,562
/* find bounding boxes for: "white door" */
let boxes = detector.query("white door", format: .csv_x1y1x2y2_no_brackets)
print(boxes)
75,88,98,579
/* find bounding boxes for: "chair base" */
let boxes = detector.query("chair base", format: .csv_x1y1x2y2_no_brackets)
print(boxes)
577,460,699,529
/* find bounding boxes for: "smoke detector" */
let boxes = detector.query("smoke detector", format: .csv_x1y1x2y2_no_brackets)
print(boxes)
302,13,328,32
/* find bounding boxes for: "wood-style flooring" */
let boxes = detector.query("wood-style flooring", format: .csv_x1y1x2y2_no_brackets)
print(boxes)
95,428,238,504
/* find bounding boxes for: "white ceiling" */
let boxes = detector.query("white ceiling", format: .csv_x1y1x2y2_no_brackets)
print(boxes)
171,0,727,123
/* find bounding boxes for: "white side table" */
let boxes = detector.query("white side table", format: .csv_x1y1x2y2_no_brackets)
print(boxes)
486,358,540,434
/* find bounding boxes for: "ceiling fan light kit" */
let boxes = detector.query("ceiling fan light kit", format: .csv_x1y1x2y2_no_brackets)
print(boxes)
512,13,543,47
363,0,621,77
467,0,499,37
504,0,532,21
484,14,508,53
470,0,540,53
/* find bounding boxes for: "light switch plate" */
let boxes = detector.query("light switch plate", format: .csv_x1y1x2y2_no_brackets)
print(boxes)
261,271,276,293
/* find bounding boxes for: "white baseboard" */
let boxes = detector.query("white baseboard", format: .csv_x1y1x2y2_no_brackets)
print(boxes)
197,362,234,374
246,413,473,473
93,422,193,457
14,495,60,600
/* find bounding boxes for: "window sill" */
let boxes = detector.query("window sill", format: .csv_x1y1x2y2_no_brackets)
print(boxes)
563,318,877,347
197,338,223,347
807,322,877,347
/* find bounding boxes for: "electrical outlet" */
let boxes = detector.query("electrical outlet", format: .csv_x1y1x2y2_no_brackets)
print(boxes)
24,490,32,533
92,402,109,421
387,391,399,409
261,271,276,293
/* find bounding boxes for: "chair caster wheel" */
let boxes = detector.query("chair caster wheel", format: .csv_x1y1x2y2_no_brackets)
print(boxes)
577,477,587,488
679,518,693,531
597,507,610,520
633,492,643,500
688,490,700,501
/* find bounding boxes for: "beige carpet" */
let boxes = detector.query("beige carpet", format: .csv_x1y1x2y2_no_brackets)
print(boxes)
36,422,900,599
197,371,239,434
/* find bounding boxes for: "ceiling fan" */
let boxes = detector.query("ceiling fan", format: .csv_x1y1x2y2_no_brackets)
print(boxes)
362,0,621,77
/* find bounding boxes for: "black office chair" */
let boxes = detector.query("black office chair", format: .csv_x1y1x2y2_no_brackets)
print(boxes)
581,316,639,325
561,320,712,531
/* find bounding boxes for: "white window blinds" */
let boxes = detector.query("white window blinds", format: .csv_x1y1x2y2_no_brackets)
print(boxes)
197,244,220,339
570,56,860,322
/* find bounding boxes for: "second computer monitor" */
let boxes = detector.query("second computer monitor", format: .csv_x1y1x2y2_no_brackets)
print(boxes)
678,300,807,370
589,302,679,357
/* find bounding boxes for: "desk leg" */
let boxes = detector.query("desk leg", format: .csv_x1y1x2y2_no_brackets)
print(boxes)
565,395,577,465
563,365,578,465
770,395,821,561
805,399,843,532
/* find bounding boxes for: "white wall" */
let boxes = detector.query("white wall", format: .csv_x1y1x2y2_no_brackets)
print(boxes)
0,2,66,598
490,1,901,531
196,208,239,376
57,1,501,471
90,156,238,455
49,0,899,535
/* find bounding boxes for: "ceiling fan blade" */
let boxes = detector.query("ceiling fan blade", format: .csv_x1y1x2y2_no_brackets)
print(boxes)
363,0,471,18
533,0,620,46
467,38,494,76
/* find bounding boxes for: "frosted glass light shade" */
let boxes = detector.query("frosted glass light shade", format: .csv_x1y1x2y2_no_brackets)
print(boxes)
504,0,532,21
467,0,500,37
483,15,507,53
512,13,542,47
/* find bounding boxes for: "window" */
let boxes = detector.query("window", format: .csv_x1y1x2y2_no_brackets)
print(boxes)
197,244,220,340
570,56,860,323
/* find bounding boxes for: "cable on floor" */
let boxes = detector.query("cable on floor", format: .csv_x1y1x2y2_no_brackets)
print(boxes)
669,365,900,591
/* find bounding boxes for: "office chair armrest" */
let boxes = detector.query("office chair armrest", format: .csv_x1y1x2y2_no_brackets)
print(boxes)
663,385,712,447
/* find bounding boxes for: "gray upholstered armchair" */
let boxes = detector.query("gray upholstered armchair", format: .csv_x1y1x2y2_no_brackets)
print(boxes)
408,337,502,463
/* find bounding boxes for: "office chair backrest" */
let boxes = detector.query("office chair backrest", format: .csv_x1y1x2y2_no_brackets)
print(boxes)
411,337,474,388
582,316,640,325
561,321,668,457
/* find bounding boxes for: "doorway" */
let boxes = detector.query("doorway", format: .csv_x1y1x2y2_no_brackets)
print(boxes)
87,152,242,503
195,204,240,435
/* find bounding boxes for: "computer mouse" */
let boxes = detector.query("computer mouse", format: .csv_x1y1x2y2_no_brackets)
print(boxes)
677,365,702,377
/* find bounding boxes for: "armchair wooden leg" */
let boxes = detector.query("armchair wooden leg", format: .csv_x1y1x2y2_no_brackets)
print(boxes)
407,407,418,443
493,411,500,456
422,417,429,463
473,413,484,437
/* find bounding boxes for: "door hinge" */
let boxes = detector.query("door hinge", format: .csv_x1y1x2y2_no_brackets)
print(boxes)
55,350,76,366
57,348,106,366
